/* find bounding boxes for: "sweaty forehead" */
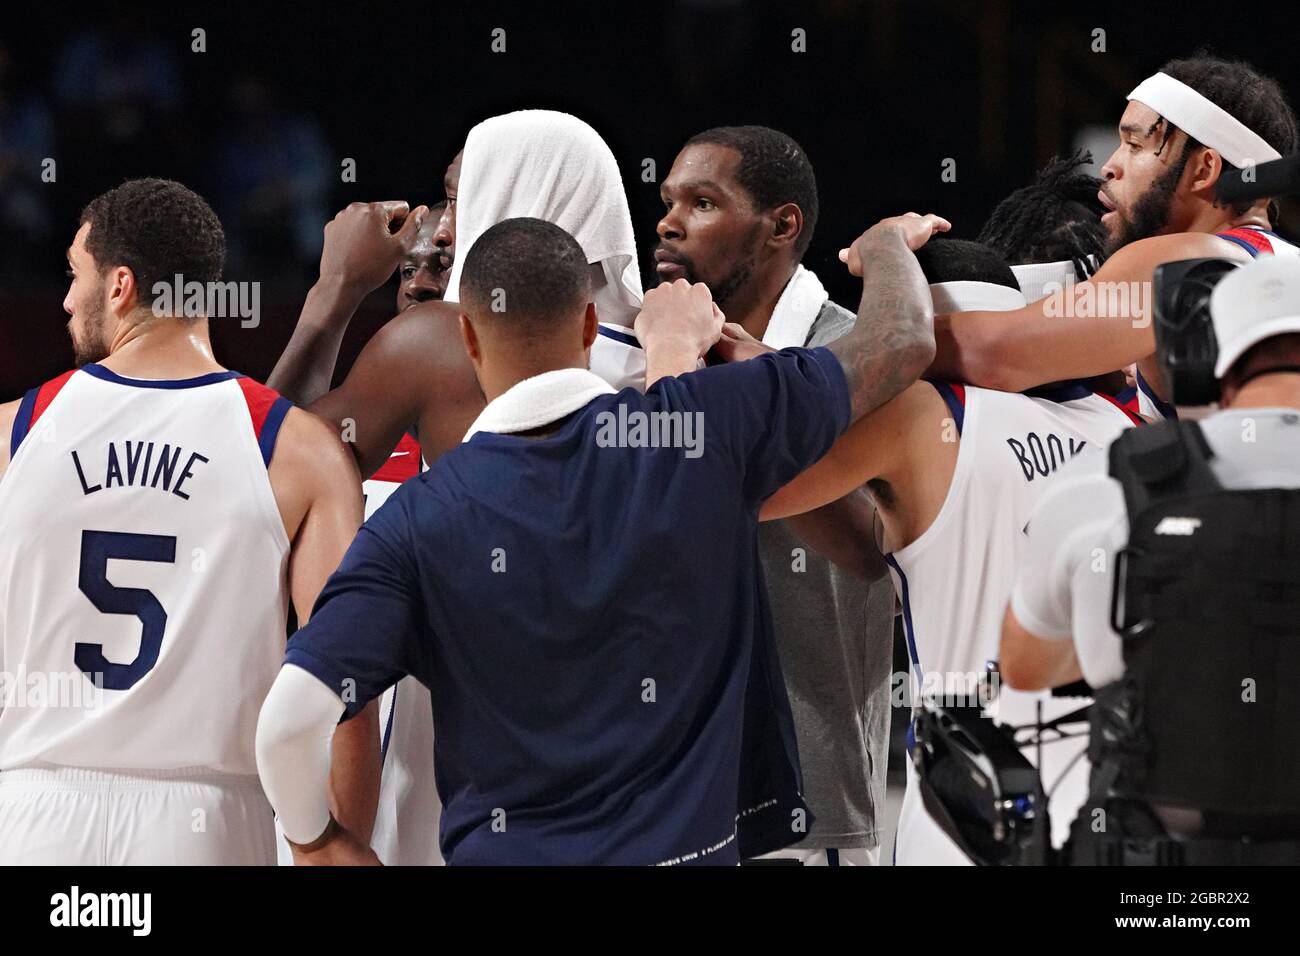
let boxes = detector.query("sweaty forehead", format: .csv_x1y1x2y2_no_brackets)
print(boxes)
665,143,744,191
406,224,440,260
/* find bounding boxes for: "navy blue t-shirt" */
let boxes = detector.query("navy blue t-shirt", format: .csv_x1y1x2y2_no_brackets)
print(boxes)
285,347,851,864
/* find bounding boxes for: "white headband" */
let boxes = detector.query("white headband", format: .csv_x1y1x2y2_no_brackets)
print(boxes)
1127,72,1281,169
929,280,1027,314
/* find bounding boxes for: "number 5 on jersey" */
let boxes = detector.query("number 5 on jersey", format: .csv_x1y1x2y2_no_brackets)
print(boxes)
77,530,177,691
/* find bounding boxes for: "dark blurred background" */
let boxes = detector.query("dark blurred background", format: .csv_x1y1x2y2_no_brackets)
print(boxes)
2,0,1298,398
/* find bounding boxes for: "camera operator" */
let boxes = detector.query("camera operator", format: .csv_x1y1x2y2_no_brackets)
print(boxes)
999,253,1300,864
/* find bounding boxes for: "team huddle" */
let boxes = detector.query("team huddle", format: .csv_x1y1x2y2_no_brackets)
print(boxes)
1,52,1298,866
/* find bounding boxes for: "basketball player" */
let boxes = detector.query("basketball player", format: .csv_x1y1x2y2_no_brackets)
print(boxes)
718,238,1144,864
0,179,364,865
931,55,1300,396
656,125,894,865
256,211,942,865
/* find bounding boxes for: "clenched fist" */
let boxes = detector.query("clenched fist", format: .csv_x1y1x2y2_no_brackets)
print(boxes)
634,279,725,362
320,201,430,296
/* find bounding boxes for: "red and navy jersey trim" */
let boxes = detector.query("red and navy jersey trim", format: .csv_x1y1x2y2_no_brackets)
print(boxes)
1094,388,1145,426
236,376,293,468
927,380,966,435
79,364,240,389
10,369,76,457
1216,227,1277,259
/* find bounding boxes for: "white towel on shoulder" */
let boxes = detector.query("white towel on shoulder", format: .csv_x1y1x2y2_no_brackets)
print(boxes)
463,368,616,442
763,265,830,349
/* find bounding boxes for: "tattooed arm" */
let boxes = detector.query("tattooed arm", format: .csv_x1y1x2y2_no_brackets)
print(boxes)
825,214,946,423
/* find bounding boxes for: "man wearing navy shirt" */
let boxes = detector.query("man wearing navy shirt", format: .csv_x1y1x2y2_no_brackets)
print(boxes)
256,212,945,865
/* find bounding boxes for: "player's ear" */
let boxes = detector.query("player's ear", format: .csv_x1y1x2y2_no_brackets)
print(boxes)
458,312,482,366
109,266,139,318
1188,145,1223,199
582,302,599,350
769,202,803,253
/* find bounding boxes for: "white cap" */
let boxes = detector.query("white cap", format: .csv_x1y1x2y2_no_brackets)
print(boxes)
1211,255,1300,378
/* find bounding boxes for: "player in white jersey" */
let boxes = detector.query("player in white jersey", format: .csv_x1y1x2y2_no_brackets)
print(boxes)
724,238,1143,863
0,179,364,865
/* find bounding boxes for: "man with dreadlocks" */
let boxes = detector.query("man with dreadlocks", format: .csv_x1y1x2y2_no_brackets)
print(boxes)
976,152,1147,415
931,54,1300,401
977,151,1109,300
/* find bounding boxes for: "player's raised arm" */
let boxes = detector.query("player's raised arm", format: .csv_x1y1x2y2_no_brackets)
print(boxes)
304,301,483,477
823,214,944,422
269,201,429,406
781,490,887,582
929,223,1252,396
758,380,939,521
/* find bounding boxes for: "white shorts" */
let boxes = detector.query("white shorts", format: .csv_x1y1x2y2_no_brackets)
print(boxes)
0,767,276,866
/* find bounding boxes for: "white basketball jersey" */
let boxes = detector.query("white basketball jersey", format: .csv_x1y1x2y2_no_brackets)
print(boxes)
889,382,1140,864
591,324,646,392
364,434,444,866
0,364,291,777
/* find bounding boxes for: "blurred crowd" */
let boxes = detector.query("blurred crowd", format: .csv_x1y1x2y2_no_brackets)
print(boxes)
0,27,331,293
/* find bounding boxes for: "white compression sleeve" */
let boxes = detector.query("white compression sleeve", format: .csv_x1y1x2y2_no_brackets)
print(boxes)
255,664,347,845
